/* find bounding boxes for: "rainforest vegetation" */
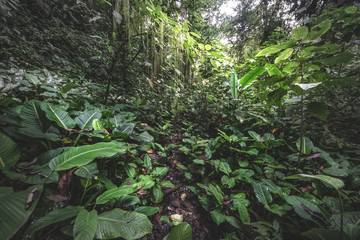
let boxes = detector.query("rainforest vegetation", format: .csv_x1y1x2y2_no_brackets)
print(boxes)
0,0,359,239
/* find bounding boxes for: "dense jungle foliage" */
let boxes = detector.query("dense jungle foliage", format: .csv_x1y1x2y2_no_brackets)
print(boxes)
0,0,359,239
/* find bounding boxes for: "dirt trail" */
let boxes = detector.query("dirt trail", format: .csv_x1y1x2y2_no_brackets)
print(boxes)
141,130,220,240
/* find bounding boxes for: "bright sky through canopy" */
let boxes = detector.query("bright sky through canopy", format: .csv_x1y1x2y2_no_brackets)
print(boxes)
219,0,239,17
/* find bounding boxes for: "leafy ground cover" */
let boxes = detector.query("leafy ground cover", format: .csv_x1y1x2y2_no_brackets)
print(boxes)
1,1,360,240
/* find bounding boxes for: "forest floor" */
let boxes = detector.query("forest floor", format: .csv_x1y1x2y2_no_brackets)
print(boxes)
141,128,223,239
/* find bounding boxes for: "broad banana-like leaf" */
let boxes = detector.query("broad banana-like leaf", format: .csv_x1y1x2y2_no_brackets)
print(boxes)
95,209,152,240
19,100,48,138
75,110,101,130
49,142,126,171
26,206,83,235
229,69,238,99
74,209,98,240
41,102,76,129
0,185,43,240
163,222,193,240
0,132,21,170
239,67,266,89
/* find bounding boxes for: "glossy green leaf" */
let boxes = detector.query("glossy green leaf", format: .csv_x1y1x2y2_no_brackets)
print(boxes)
96,184,138,204
164,222,192,240
291,26,308,40
138,131,154,142
218,162,232,175
153,184,164,203
75,110,101,130
0,132,21,170
296,137,314,154
49,142,126,171
74,209,98,240
75,163,99,179
286,174,344,189
134,206,159,216
25,73,40,86
230,69,239,99
307,102,329,120
256,42,292,57
0,185,43,240
239,67,266,88
226,216,241,228
41,103,76,129
285,195,322,221
274,48,293,64
265,204,292,217
26,206,83,235
144,154,152,168
114,123,135,134
160,180,176,188
151,167,169,177
92,119,103,130
248,131,261,141
345,6,357,14
19,100,48,138
209,184,223,204
95,209,152,240
252,182,272,205
304,19,331,41
211,209,226,225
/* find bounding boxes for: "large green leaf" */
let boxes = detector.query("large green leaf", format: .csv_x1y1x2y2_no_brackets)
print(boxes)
41,103,76,129
0,132,21,170
208,184,223,204
26,206,83,235
285,195,322,221
19,100,48,138
74,209,98,240
95,209,152,240
291,26,308,40
256,42,292,57
0,185,43,240
49,142,126,171
153,184,164,203
229,69,239,99
331,212,360,228
239,67,266,88
252,182,272,205
286,174,344,190
75,110,101,130
211,209,227,225
274,48,294,64
303,19,331,41
113,123,135,134
164,222,193,240
296,137,314,154
134,206,159,216
25,73,40,86
96,184,138,204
